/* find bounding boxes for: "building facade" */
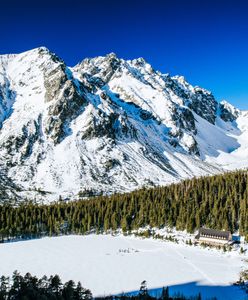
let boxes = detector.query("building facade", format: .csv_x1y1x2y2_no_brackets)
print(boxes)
195,228,232,246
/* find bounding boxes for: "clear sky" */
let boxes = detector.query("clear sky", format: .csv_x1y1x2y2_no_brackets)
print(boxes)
0,0,247,109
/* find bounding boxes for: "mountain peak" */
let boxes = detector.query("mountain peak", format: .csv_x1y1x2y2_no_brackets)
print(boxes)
0,47,247,202
106,52,118,59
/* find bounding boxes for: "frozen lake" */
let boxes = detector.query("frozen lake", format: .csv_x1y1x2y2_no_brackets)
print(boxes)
0,234,246,299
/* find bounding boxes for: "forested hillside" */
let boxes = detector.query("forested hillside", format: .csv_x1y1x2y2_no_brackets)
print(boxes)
0,170,247,241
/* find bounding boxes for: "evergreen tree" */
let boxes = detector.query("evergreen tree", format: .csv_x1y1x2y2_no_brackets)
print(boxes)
161,286,169,300
139,280,148,299
0,170,248,241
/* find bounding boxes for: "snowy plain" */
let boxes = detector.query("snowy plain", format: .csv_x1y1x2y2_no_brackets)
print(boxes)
0,234,247,300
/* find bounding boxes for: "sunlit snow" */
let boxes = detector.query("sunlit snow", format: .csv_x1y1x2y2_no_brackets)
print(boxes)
0,235,246,300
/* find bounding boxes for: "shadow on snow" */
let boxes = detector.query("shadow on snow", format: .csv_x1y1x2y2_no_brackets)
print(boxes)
118,281,246,300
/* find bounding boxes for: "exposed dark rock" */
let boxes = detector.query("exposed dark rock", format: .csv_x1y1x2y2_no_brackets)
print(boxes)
44,64,67,103
104,159,120,170
178,107,197,134
139,109,154,120
189,88,217,124
75,52,121,88
45,77,87,144
166,77,218,125
219,102,239,122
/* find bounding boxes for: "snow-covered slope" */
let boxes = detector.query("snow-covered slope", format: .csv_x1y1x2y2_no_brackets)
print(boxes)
0,47,247,202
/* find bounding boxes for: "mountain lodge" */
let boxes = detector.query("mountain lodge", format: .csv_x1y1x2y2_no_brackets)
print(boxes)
195,228,232,246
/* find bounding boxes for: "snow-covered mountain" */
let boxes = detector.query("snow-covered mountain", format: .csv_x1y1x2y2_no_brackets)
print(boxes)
0,47,247,202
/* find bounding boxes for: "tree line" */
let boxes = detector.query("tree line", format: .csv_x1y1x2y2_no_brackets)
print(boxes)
0,272,209,300
0,170,248,241
0,271,92,300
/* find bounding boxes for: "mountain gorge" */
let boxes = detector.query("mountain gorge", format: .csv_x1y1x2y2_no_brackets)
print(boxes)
0,47,247,202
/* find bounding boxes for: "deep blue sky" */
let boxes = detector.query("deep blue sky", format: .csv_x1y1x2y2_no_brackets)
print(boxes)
1,0,247,109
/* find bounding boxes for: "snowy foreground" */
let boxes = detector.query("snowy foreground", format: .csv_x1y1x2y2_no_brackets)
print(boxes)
0,235,247,300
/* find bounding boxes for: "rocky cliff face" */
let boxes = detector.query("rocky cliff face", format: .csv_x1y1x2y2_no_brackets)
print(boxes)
0,47,247,202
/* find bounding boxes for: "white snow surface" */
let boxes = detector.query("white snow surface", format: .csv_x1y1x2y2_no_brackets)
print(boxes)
206,111,248,169
0,234,247,300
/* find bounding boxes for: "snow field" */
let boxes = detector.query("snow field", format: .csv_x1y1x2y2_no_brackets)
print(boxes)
0,234,247,300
